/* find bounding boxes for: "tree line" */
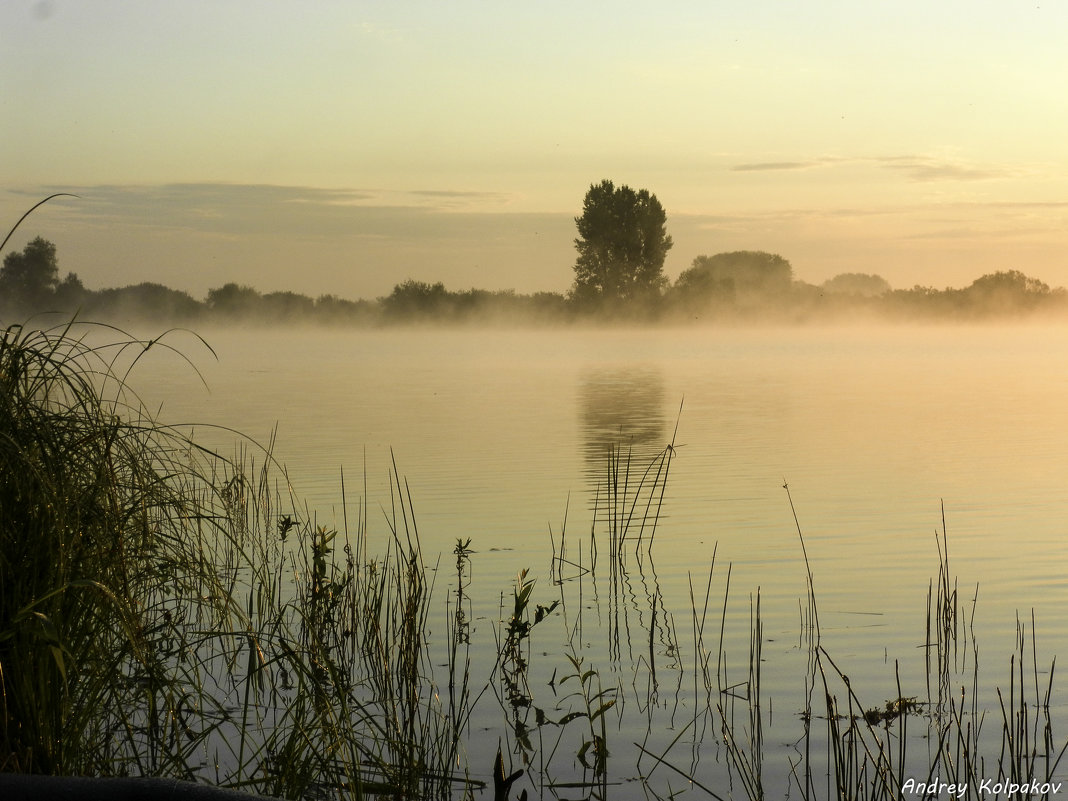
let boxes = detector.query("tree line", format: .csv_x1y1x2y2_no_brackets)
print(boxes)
2,180,1066,325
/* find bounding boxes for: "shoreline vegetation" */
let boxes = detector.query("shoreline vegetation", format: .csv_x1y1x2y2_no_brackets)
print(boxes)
5,188,1067,327
1,320,1065,800
3,244,1067,329
6,246,1067,327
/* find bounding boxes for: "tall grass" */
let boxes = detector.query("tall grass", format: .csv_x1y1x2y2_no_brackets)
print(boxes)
775,497,1068,801
0,321,216,776
0,322,488,798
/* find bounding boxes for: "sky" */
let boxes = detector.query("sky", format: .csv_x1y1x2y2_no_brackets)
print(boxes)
3,0,1068,301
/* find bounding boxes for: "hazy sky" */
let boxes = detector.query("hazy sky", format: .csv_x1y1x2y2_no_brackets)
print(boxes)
3,1,1068,300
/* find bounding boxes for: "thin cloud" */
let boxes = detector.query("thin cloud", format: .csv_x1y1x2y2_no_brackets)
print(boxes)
730,161,819,172
408,189,506,199
968,200,1068,210
728,155,1016,182
28,184,386,237
877,156,1009,182
730,156,850,173
11,182,576,259
676,205,903,234
901,225,1046,241
20,183,527,239
405,189,514,210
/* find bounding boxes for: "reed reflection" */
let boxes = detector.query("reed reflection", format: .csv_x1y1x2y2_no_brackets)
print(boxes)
545,366,697,765
548,425,713,791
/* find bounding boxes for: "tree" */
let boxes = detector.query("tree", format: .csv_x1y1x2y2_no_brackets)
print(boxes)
962,270,1054,314
54,272,87,310
679,251,793,299
571,180,672,307
262,291,316,321
820,272,891,298
669,252,794,318
0,237,60,309
381,279,451,319
207,283,262,319
89,282,202,321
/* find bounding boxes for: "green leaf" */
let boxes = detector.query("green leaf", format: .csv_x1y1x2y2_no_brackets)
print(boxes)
558,711,587,726
49,644,68,683
590,699,616,722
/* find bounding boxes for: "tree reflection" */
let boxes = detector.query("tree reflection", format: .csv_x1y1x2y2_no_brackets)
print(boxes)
579,366,666,480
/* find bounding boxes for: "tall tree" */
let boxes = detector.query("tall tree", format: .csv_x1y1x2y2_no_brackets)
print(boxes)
0,237,60,309
571,180,672,307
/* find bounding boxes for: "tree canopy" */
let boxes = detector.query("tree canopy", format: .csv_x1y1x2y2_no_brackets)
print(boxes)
571,180,672,308
1,237,60,308
820,272,892,297
670,251,794,317
678,251,793,298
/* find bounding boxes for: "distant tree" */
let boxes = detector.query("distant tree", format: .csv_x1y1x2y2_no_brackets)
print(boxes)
673,251,793,313
207,283,262,319
571,180,672,307
315,294,375,323
262,291,315,321
967,270,1048,296
528,291,569,314
54,272,88,310
0,237,60,309
88,282,202,321
382,280,451,318
820,272,891,297
453,288,493,313
962,270,1055,314
686,252,792,294
672,260,734,299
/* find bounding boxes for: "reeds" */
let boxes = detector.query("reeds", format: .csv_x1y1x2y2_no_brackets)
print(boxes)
0,321,219,776
0,322,489,798
778,496,1068,801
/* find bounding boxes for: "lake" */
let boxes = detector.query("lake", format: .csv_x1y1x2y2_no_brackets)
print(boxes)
122,321,1068,795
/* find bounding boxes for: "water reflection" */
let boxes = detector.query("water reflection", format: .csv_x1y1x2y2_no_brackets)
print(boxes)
547,445,723,796
579,366,668,481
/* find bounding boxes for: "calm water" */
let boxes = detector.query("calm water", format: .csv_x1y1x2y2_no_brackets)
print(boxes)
126,322,1068,793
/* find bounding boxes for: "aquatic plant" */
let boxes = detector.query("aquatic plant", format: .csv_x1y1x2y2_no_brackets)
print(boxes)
0,321,488,797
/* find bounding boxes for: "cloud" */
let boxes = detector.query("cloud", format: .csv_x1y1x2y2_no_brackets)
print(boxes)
17,183,526,241
674,205,902,235
876,156,1010,182
407,189,507,200
730,161,820,172
728,154,1016,182
404,189,515,210
972,200,1068,210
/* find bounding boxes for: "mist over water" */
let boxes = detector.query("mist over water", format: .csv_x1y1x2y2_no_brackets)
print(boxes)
113,320,1068,792
124,320,1068,625
127,324,1062,545
579,366,668,472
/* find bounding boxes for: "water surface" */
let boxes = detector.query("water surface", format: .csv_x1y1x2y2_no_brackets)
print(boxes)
127,322,1068,792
